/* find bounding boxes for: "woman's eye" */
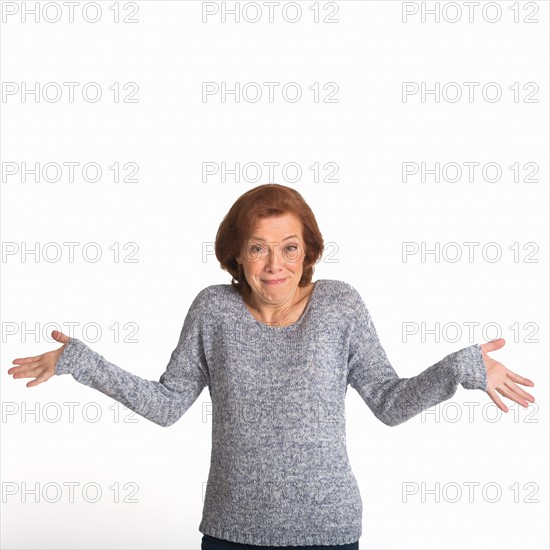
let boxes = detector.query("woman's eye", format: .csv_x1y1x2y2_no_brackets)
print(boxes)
248,244,298,255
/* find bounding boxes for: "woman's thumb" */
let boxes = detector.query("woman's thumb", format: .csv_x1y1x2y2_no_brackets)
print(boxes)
52,330,71,345
481,337,505,354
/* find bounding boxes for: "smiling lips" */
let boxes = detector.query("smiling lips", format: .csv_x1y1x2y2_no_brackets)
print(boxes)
262,278,286,285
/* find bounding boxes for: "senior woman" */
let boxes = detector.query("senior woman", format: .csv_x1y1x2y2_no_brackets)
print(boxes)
9,183,535,550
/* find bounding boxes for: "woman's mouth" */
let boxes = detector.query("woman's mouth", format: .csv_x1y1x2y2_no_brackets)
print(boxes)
262,278,286,285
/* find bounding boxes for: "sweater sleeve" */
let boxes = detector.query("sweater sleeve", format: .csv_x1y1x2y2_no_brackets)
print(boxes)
346,288,488,427
54,292,210,427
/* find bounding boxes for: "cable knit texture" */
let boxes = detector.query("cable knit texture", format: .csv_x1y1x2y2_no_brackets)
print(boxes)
54,279,488,547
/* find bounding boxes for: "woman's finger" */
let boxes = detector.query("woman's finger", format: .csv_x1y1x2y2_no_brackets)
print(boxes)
8,361,43,376
503,379,535,404
12,365,44,379
505,370,535,388
495,385,526,407
481,338,506,354
26,370,52,388
11,355,44,366
486,388,508,413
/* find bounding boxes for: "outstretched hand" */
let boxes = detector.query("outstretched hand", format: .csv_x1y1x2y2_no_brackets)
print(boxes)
8,330,71,388
481,338,535,413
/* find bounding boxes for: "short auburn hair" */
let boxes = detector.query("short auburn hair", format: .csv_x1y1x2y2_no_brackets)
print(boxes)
215,183,325,297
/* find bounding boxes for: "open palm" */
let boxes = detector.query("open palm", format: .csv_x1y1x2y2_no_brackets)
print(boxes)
481,338,535,413
7,330,70,387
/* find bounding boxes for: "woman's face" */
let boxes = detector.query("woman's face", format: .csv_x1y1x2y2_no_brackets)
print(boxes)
236,213,306,305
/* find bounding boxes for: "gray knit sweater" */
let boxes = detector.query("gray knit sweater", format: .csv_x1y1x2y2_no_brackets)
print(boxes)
55,279,488,546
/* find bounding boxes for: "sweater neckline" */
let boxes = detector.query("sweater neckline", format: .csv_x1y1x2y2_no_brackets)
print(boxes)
234,279,322,330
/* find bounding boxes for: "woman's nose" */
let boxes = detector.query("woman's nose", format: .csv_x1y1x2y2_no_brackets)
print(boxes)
265,247,284,270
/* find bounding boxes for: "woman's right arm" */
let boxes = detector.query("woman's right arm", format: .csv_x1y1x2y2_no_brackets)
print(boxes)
54,317,209,427
10,292,210,428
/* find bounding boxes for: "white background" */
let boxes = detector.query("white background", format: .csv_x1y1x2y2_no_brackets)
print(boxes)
1,1,548,549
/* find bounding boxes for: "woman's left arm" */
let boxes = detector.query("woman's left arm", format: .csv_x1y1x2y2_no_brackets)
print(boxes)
346,293,535,427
